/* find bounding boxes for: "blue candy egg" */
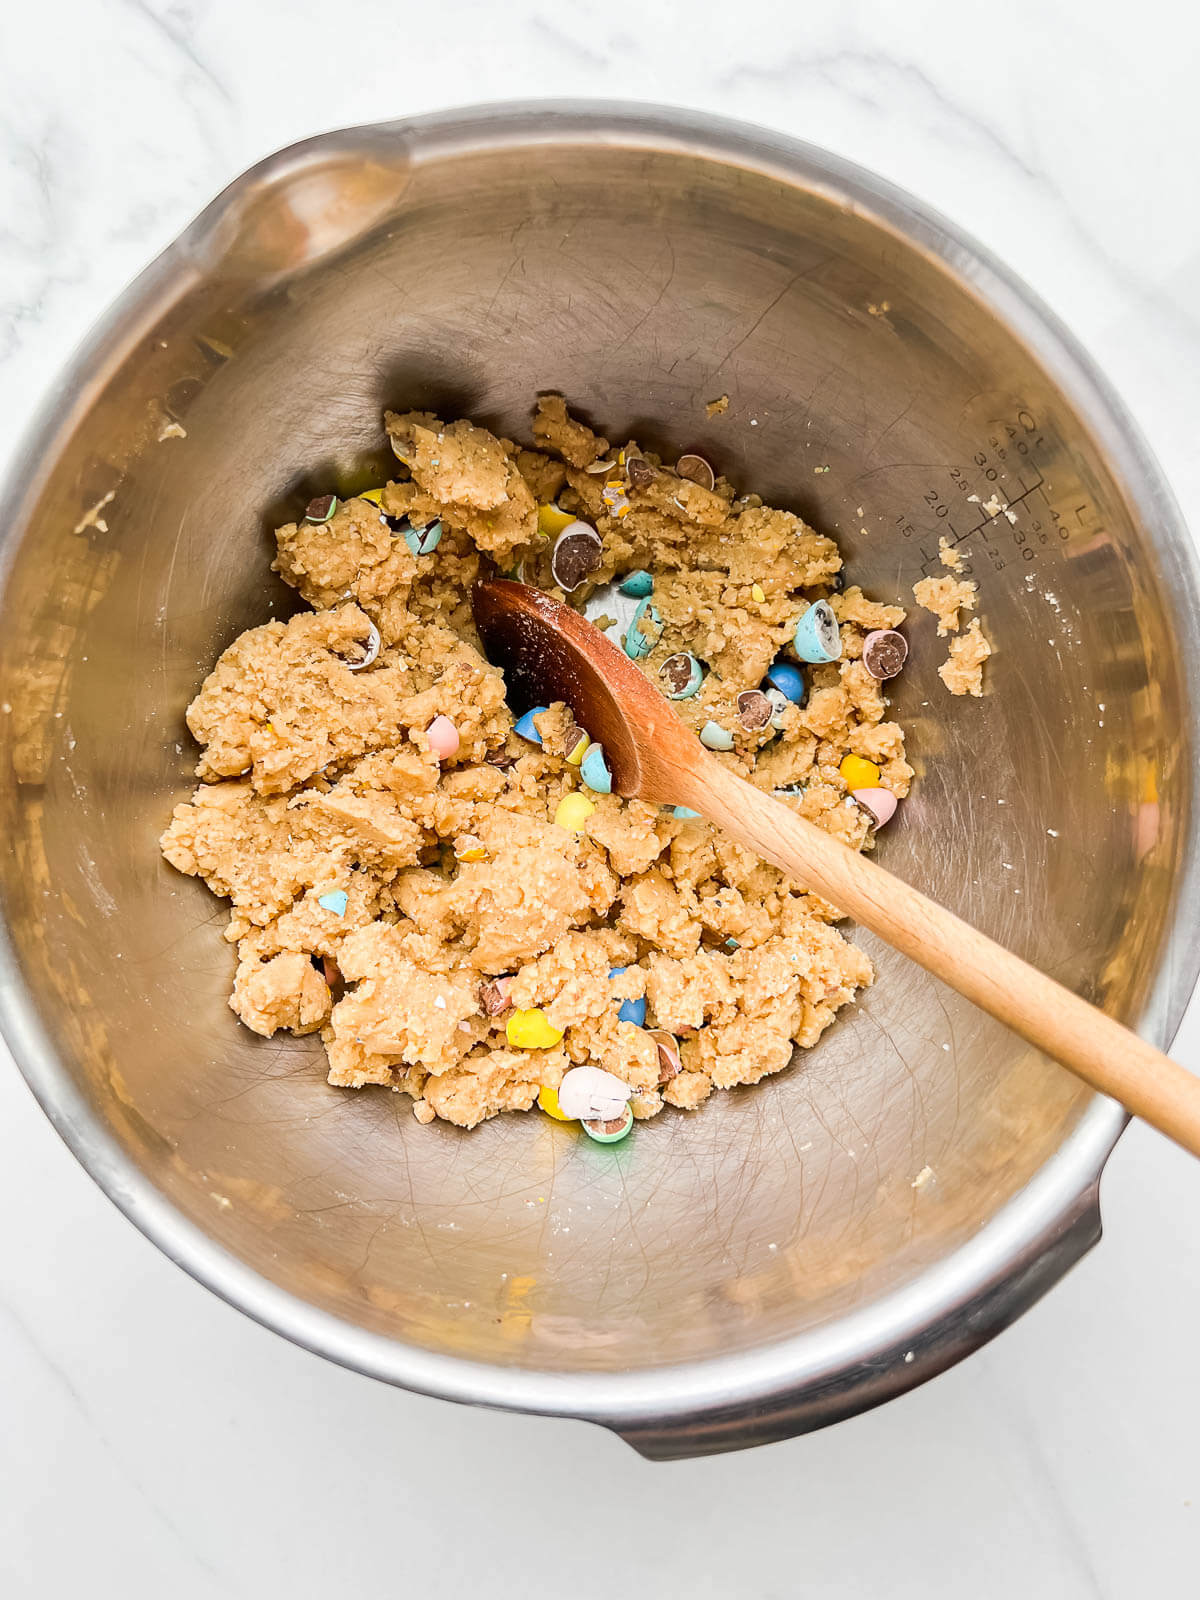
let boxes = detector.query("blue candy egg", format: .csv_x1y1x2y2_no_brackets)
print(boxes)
514,706,549,744
765,660,806,704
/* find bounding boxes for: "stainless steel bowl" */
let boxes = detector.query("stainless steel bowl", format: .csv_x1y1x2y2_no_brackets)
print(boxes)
2,104,1197,1459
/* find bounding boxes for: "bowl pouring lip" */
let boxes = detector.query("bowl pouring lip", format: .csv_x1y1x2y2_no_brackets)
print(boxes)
1,100,1197,1433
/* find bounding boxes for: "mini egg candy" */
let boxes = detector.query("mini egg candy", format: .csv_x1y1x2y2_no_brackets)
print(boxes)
647,1029,681,1084
765,660,806,704
580,743,612,794
793,599,842,663
619,569,654,598
346,619,381,672
622,598,662,660
609,967,647,1028
676,453,716,491
582,1106,634,1144
507,1008,564,1049
672,805,701,820
426,715,460,760
660,651,704,698
840,753,882,788
514,706,549,744
551,520,603,591
854,787,898,827
563,723,590,765
556,1064,633,1121
862,628,908,681
700,720,734,751
751,583,766,604
403,519,443,556
554,792,596,833
624,454,656,489
359,487,386,507
537,1083,574,1121
304,493,338,523
537,502,575,538
317,889,348,916
763,686,790,728
454,834,487,862
479,975,513,1017
736,690,774,732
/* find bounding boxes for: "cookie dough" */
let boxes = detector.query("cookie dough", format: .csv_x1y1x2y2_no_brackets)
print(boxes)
938,617,992,697
912,572,977,635
161,397,912,1128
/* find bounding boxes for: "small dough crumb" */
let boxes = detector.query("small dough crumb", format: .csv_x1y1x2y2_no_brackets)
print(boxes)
938,537,963,571
938,618,991,696
706,394,729,417
912,573,977,636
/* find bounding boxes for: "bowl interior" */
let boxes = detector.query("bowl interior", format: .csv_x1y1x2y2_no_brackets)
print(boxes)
0,116,1192,1379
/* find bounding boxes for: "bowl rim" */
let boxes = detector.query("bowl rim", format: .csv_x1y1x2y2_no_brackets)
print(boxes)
2,99,1198,1444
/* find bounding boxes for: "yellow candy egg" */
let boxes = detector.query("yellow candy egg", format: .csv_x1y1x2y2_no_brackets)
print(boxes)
537,1084,574,1121
360,487,386,506
507,1008,564,1050
840,753,882,789
537,502,575,538
751,583,766,603
554,793,596,833
565,731,590,766
454,834,488,863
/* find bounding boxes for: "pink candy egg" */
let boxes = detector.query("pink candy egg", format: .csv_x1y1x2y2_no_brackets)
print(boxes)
853,787,897,827
426,715,460,760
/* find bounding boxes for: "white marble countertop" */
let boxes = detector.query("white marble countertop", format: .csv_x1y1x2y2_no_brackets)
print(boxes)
2,1,1199,1594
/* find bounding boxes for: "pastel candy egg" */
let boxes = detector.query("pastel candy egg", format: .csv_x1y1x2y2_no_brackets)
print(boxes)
506,1008,564,1050
403,519,443,556
580,744,612,794
537,1084,574,1121
659,652,704,699
700,720,734,751
762,686,790,728
317,889,348,916
840,753,881,789
303,494,338,523
359,487,386,506
622,599,662,660
554,792,595,833
647,1029,681,1084
556,1064,633,1122
609,967,647,1028
563,724,590,765
792,599,842,663
853,787,898,827
862,628,908,681
426,715,460,759
672,806,701,820
514,706,549,743
537,502,575,537
551,521,603,591
765,660,806,703
619,569,654,597
582,1106,634,1144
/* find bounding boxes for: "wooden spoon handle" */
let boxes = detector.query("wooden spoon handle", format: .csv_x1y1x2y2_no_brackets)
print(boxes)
679,755,1200,1157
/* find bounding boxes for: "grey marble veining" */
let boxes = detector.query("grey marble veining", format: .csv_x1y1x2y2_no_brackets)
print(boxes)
1,1,1198,1595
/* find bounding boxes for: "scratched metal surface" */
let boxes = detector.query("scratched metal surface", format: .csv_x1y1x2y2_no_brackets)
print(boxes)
0,107,1196,1447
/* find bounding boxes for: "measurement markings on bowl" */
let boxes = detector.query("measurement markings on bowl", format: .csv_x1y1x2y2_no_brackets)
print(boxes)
892,408,1106,580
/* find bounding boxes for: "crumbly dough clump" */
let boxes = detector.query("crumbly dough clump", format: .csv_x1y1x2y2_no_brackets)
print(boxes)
938,617,992,697
161,397,912,1128
912,573,977,635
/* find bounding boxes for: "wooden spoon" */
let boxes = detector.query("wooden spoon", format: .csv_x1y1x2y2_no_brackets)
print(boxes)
473,578,1200,1157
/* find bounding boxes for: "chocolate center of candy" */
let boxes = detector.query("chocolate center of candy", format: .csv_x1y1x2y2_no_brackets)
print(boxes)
676,453,715,490
551,527,602,591
737,689,773,730
661,653,696,695
863,629,908,680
